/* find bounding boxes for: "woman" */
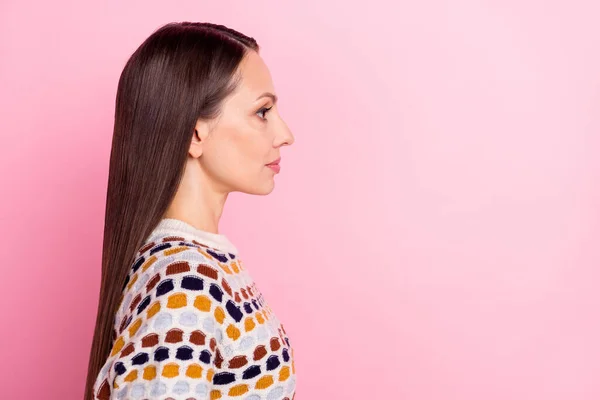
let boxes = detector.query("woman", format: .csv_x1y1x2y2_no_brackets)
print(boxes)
84,21,296,400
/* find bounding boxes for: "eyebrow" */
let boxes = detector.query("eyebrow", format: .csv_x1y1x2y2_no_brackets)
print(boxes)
256,92,278,103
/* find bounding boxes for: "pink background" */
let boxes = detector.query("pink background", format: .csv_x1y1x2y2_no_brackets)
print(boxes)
1,1,599,398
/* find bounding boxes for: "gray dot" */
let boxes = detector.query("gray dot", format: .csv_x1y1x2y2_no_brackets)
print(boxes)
267,386,284,400
179,311,198,326
137,322,148,336
173,381,190,395
123,293,132,309
256,325,268,341
130,383,146,399
138,273,150,287
223,343,234,358
153,312,173,330
195,382,209,397
150,381,167,397
202,317,215,334
100,361,110,375
116,386,129,400
187,253,210,263
286,376,296,394
238,335,255,352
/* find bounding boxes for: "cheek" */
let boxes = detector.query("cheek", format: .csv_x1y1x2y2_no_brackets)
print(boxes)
231,135,268,168
213,123,271,178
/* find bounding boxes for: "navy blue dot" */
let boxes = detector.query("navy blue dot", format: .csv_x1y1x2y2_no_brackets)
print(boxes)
156,279,174,296
154,347,169,362
131,352,149,366
266,355,280,371
199,349,212,364
150,243,172,255
242,365,261,379
181,276,203,291
213,372,236,385
252,300,259,310
176,346,194,361
282,348,290,362
137,295,151,314
122,274,130,290
226,300,243,322
244,302,253,314
206,249,228,262
229,253,236,259
285,337,290,347
114,362,127,376
132,257,145,273
209,283,223,302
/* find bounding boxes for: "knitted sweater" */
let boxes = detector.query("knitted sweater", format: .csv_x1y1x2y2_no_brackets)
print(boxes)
92,218,296,400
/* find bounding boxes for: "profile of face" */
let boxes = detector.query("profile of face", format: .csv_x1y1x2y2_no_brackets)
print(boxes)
189,50,295,196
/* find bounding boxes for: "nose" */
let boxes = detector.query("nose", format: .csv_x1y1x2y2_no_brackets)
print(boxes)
277,119,295,147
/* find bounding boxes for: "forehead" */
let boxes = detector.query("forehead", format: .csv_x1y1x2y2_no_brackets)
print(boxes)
231,50,275,100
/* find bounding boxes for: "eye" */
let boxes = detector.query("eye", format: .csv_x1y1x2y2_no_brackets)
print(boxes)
256,105,273,120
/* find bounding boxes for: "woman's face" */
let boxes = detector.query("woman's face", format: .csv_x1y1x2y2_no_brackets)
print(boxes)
194,50,295,196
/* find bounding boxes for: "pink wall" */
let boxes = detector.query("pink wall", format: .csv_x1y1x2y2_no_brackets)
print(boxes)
1,1,599,398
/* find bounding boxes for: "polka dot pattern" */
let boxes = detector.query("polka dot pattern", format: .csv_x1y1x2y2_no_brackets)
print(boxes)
93,227,296,400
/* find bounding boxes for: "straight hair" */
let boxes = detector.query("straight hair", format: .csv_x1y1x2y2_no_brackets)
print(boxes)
84,21,259,400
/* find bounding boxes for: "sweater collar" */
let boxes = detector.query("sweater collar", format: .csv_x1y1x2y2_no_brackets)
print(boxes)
149,217,238,255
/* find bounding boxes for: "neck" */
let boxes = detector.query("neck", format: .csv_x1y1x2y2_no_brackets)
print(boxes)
165,158,229,234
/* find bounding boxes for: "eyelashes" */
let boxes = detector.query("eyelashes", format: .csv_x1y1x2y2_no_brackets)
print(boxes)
256,105,273,120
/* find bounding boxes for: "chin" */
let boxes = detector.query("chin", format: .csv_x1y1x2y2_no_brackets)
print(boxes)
257,180,276,195
238,179,275,196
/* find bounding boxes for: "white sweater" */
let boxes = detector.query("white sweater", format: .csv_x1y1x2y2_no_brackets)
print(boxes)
93,218,296,399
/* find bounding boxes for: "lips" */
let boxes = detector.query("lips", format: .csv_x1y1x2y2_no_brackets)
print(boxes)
266,157,281,166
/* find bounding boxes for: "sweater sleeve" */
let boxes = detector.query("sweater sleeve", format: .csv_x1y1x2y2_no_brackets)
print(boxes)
95,255,234,400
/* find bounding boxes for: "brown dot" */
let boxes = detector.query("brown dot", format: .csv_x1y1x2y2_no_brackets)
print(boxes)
234,293,242,303
190,330,206,346
162,236,185,242
210,337,216,352
146,273,161,292
166,261,191,275
270,338,281,351
253,345,267,361
141,333,159,347
229,355,248,369
192,240,210,249
165,329,183,343
197,264,218,280
222,279,232,297
120,342,135,357
97,378,110,400
215,348,223,368
119,315,129,333
138,242,155,255
129,294,142,312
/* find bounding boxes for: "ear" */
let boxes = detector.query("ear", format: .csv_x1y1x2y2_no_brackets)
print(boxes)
189,118,210,158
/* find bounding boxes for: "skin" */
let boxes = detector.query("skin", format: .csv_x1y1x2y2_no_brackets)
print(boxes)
163,50,295,234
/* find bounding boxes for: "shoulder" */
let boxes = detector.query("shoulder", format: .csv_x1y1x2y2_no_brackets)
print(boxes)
110,235,244,358
127,235,236,293
117,235,244,331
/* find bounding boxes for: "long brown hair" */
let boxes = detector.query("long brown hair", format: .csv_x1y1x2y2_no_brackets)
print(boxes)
84,22,259,400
